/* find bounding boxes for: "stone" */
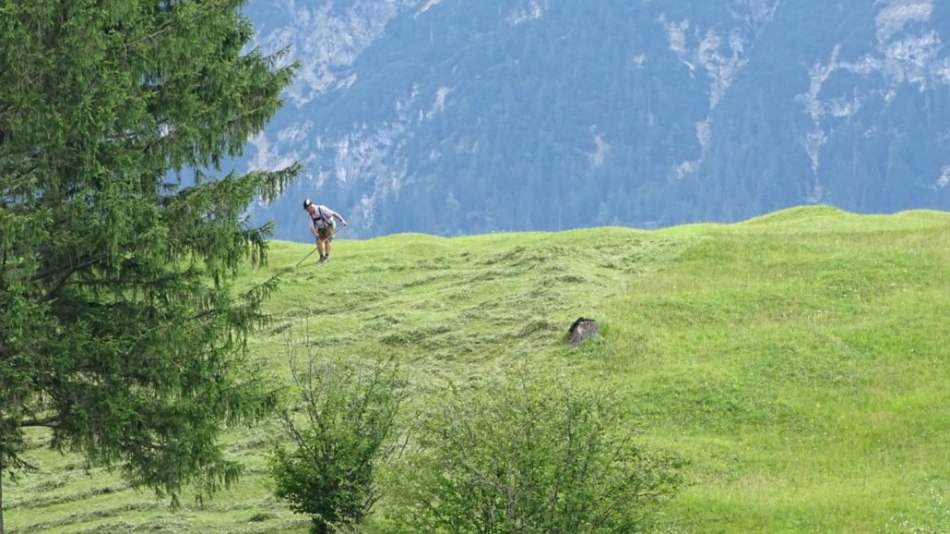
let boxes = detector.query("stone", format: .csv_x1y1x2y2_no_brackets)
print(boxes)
568,317,599,347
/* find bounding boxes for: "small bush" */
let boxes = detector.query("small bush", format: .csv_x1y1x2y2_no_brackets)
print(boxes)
270,354,406,534
383,369,687,533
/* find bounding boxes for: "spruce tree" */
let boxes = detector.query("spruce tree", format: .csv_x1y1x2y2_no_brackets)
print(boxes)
0,1,300,527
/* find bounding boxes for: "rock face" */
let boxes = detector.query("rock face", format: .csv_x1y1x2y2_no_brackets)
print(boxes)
568,317,599,347
245,0,950,241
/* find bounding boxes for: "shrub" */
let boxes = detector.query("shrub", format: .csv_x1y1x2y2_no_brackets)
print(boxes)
383,370,687,533
270,354,405,534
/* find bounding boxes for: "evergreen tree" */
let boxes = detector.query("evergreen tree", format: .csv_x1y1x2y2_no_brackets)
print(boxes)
0,1,300,527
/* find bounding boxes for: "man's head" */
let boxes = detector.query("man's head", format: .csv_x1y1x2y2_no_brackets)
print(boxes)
303,198,315,213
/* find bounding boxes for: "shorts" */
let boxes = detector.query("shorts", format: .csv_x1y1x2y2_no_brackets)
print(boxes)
317,222,336,240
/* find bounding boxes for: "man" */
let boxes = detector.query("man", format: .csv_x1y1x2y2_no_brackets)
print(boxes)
303,198,348,263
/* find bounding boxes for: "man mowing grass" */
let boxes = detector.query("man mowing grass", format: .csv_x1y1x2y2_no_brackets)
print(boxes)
304,198,348,263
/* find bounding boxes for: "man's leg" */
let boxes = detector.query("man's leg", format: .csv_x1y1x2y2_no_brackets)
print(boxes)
317,237,327,262
324,225,337,260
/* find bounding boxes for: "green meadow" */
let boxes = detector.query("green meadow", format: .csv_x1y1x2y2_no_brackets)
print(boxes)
6,206,949,533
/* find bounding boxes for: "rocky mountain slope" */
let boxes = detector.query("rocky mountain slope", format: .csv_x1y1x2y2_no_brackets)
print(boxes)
242,0,950,240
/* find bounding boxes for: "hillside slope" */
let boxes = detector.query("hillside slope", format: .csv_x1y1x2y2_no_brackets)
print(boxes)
6,206,949,533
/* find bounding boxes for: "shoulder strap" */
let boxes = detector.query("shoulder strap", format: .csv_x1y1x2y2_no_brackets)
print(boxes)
311,206,331,225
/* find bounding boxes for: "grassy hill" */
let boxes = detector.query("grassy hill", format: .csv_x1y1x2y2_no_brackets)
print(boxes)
6,206,949,533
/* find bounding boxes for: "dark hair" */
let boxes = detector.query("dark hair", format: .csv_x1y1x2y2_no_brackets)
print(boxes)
303,198,312,209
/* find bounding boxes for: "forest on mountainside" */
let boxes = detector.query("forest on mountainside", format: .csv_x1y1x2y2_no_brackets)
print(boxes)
244,0,950,241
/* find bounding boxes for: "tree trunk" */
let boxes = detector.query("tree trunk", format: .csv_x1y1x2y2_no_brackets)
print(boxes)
1,458,5,534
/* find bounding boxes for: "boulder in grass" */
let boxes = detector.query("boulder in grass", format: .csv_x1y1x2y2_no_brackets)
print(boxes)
568,317,599,347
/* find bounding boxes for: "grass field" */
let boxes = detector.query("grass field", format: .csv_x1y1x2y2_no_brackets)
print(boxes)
5,206,949,533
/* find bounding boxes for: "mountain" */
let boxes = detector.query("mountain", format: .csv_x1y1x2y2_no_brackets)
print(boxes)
241,0,950,240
